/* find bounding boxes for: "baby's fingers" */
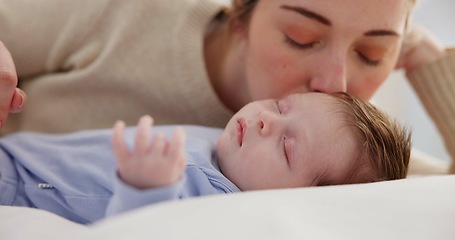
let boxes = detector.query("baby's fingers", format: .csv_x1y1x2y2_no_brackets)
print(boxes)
168,127,186,166
112,120,129,165
149,132,167,156
134,115,153,153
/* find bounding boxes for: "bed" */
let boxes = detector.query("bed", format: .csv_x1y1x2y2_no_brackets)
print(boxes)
1,168,454,240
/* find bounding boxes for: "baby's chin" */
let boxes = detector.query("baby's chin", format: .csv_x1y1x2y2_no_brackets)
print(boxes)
215,132,233,165
216,120,236,149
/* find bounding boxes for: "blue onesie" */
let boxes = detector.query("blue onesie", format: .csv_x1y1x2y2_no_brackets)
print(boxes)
0,126,240,224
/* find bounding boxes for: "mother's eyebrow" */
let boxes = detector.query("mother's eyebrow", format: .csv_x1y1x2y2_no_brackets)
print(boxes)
280,5,401,38
280,5,331,26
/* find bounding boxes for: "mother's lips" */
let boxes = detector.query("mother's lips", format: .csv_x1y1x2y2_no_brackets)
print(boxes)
237,118,246,146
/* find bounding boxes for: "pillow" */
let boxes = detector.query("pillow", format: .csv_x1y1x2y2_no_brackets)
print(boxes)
2,175,454,240
0,206,88,240
83,175,455,240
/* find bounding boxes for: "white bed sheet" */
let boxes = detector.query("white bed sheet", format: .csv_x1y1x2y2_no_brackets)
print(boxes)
1,175,454,240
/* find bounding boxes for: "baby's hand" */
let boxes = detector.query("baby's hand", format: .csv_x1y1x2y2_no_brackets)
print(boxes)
112,115,186,189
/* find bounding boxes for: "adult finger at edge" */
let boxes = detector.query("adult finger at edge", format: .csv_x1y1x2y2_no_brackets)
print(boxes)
0,42,18,127
9,88,26,113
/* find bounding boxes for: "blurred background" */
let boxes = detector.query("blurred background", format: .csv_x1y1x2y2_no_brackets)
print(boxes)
372,0,455,163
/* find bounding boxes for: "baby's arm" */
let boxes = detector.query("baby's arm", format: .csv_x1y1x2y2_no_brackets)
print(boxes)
112,115,186,190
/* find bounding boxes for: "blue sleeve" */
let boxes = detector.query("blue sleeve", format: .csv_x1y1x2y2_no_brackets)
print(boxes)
105,173,186,217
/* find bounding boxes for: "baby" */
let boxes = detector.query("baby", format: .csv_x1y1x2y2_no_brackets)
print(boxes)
0,92,411,224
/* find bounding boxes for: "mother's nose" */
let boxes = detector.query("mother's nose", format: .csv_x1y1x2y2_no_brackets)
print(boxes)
308,57,348,93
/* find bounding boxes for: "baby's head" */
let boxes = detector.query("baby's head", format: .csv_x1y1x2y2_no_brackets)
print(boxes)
320,92,411,185
216,92,411,191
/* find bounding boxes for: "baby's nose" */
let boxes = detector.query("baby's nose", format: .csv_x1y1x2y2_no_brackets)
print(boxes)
258,111,279,136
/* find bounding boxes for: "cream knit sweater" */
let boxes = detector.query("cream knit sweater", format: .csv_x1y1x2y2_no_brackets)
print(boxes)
0,0,233,134
1,0,454,171
407,48,455,173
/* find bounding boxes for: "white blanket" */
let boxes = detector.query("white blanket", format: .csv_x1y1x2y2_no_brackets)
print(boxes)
1,175,454,240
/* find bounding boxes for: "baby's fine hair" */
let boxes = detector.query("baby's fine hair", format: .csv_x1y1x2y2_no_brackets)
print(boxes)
329,93,412,185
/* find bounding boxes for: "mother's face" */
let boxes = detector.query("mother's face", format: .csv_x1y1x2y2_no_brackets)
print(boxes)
237,0,408,101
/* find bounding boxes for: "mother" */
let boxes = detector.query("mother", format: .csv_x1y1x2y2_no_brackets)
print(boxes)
0,0,454,172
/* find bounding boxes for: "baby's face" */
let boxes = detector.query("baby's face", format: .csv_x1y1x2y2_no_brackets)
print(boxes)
216,93,358,190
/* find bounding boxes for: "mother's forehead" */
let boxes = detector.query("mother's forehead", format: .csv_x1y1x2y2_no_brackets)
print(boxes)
257,0,409,31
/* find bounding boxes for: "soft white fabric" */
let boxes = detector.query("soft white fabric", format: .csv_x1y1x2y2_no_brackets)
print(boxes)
0,206,89,240
1,175,454,240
